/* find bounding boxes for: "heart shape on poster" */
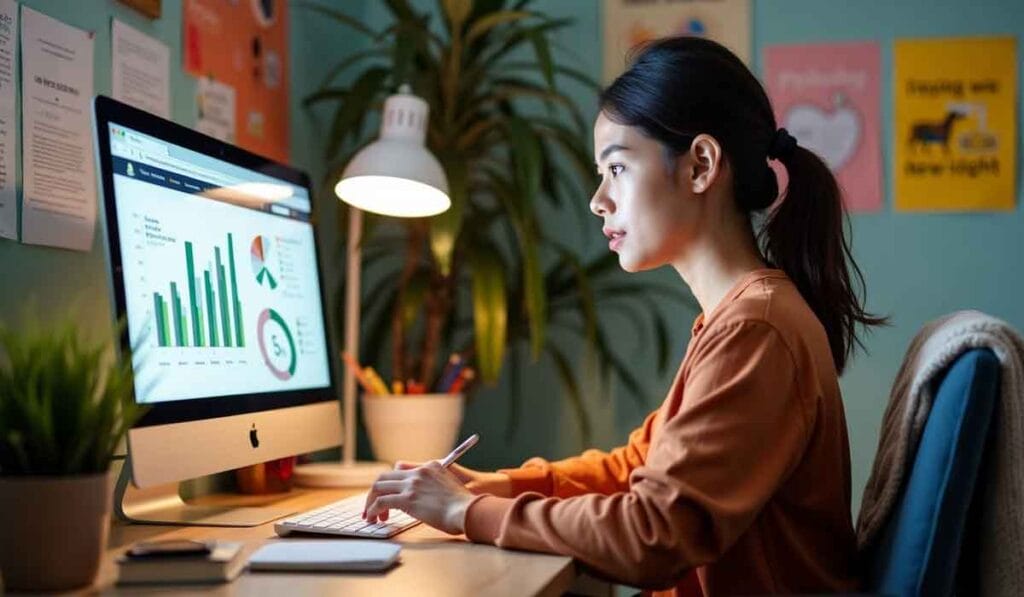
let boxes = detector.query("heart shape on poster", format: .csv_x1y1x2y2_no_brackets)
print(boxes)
784,102,861,171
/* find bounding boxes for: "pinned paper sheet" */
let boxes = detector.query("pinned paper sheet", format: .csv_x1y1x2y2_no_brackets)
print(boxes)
764,42,882,212
196,77,236,143
112,19,170,118
602,0,750,83
0,0,17,240
894,37,1017,211
20,6,96,251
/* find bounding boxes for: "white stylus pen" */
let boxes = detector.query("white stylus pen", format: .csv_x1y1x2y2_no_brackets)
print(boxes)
439,433,480,468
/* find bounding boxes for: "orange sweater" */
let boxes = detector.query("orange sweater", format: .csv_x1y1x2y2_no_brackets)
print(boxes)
464,269,860,595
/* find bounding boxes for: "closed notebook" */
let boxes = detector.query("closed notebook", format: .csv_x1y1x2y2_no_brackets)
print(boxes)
117,541,245,585
248,540,401,572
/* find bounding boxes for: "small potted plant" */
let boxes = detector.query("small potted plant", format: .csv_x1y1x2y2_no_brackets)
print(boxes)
0,320,145,592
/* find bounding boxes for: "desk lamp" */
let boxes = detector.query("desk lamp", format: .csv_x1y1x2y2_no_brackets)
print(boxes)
294,85,450,486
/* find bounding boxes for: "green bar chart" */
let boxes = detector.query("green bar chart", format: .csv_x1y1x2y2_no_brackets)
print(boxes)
228,234,244,347
154,293,168,347
215,247,232,347
151,234,246,349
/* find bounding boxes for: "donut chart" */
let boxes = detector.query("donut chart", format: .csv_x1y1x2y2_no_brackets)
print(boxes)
256,308,296,380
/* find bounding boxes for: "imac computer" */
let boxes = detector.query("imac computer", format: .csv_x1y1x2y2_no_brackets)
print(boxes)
94,96,342,526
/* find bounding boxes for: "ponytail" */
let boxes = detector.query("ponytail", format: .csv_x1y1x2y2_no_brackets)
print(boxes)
601,36,886,375
764,143,887,374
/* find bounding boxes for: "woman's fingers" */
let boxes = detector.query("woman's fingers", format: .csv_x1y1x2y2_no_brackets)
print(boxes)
365,493,408,521
363,479,407,518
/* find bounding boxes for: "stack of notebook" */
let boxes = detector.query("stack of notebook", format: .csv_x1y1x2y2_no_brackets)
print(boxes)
116,541,245,585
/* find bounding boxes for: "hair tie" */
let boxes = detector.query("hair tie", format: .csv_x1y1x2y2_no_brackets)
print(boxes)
767,128,797,160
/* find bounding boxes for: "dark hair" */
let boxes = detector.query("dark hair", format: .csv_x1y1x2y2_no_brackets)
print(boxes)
600,36,886,374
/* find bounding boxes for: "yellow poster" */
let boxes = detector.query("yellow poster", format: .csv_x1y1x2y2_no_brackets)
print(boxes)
894,37,1016,211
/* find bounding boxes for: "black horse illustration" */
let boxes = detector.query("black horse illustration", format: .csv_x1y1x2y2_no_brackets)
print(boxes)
908,111,965,152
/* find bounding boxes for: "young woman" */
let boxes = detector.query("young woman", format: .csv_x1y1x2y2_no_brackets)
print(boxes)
362,37,885,595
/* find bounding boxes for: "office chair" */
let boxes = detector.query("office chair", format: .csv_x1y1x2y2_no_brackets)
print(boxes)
863,348,1000,596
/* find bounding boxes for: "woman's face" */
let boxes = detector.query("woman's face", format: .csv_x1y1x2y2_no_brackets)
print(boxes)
590,112,695,273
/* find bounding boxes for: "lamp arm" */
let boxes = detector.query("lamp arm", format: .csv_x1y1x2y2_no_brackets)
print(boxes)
342,207,363,465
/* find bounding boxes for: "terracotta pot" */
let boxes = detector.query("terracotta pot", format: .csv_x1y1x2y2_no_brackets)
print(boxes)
0,471,112,592
362,393,464,463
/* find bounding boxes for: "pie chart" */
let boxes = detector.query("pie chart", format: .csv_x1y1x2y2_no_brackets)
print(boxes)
250,235,278,289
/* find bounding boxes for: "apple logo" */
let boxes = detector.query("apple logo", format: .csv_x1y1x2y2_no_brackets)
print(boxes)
784,92,861,172
249,424,260,449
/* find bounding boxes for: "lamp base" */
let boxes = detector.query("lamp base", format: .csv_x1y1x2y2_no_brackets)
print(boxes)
293,461,391,488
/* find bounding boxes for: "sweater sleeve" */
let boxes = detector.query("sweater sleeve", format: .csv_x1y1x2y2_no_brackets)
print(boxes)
498,411,658,498
464,321,815,589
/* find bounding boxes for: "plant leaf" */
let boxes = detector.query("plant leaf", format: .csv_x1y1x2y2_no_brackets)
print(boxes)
528,29,554,89
465,10,532,46
503,117,542,205
504,61,602,94
519,229,545,360
430,159,466,276
316,47,390,89
469,245,508,384
441,0,474,35
304,87,348,108
475,18,572,73
383,0,419,22
325,67,388,159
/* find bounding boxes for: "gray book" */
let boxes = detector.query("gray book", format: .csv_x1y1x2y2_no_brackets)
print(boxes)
117,541,245,585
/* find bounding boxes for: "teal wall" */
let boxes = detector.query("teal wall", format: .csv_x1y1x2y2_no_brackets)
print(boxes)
3,0,1023,523
755,0,1024,513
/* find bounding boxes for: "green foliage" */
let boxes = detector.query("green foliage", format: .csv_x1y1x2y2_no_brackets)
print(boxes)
304,0,693,442
0,320,146,476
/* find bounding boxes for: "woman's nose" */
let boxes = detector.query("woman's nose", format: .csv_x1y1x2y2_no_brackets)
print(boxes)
590,186,614,217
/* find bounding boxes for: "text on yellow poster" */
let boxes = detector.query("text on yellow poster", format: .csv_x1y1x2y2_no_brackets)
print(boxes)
894,37,1016,211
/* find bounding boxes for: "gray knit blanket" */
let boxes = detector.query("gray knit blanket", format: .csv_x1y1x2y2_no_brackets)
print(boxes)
856,310,1024,595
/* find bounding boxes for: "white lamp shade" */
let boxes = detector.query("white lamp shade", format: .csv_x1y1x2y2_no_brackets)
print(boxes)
334,87,450,218
336,139,450,217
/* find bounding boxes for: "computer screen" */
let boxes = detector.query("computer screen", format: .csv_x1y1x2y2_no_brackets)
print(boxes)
96,96,342,503
107,122,331,405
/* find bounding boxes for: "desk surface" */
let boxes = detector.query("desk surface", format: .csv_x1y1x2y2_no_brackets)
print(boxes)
92,487,581,597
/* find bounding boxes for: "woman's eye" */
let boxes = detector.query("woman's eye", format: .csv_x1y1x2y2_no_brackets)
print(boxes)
609,164,623,178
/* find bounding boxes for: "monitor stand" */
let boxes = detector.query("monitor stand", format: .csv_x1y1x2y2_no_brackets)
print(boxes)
113,455,295,527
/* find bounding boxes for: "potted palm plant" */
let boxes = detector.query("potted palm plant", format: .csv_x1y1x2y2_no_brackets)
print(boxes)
302,0,691,444
0,320,145,591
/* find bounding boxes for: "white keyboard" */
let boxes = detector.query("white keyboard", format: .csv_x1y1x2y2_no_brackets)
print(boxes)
274,493,420,539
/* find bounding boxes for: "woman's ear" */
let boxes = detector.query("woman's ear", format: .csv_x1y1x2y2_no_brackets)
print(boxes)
687,134,722,194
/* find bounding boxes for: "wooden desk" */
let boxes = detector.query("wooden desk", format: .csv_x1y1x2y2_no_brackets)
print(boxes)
91,487,589,596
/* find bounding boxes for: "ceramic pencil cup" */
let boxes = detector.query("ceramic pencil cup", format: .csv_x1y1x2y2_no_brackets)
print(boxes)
361,393,465,464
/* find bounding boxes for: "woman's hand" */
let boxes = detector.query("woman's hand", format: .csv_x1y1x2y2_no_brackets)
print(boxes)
362,461,476,535
397,460,513,498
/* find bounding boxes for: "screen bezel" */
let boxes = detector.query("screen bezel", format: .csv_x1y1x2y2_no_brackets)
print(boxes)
94,95,337,428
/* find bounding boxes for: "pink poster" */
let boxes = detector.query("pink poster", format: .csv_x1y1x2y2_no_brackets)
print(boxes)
763,42,882,212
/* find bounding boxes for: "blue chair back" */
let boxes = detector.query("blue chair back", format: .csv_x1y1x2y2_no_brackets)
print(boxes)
865,348,999,597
